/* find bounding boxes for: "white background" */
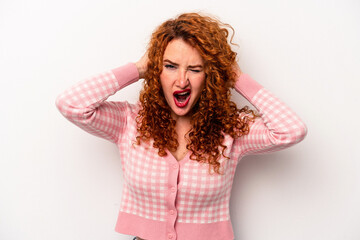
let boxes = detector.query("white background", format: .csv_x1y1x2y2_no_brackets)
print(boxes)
1,0,359,239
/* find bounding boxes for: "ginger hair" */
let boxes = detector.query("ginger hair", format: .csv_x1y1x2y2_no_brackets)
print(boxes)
136,13,258,174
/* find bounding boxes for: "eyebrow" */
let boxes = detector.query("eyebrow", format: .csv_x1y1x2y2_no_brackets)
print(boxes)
163,59,203,68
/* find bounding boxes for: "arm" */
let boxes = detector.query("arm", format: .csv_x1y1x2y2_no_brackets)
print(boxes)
234,72,308,157
55,63,140,143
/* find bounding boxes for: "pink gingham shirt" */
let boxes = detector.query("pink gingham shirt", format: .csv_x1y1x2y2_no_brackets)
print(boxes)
56,63,307,240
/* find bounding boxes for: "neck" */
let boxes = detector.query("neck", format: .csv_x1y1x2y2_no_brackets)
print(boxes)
171,113,192,137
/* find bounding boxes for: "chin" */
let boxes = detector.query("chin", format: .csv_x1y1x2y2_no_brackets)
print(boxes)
169,104,193,118
171,109,190,117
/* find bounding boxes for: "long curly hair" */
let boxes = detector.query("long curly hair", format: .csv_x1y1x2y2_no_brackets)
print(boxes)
136,13,258,174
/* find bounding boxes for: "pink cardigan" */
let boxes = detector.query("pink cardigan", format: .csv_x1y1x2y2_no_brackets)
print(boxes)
56,63,307,240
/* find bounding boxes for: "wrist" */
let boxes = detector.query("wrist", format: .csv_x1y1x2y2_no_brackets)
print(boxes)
135,61,146,79
234,73,263,101
111,63,140,89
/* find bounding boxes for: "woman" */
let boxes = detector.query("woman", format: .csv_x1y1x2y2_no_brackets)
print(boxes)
56,12,307,240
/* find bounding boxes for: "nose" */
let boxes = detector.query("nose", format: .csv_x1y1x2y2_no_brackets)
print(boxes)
176,69,189,89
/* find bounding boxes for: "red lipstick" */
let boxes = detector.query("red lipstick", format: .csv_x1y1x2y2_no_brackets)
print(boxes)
173,89,191,108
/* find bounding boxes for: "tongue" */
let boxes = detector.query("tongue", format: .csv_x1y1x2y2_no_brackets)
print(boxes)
177,94,188,102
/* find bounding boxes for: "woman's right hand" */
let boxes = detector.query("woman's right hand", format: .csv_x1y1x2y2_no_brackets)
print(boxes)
135,51,149,79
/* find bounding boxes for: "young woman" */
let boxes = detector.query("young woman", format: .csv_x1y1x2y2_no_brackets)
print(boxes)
56,12,307,240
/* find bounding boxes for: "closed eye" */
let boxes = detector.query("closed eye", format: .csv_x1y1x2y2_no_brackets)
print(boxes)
190,69,201,73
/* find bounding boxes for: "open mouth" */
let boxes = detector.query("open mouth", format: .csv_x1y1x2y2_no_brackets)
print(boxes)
173,89,191,108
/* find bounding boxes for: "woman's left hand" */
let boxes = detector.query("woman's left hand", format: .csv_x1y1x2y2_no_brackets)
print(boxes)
232,62,242,79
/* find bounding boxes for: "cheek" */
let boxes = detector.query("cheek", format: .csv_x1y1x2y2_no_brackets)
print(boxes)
159,73,166,88
193,75,206,91
160,72,176,90
159,75,171,95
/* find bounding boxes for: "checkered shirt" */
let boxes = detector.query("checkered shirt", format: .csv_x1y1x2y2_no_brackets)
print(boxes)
56,63,307,240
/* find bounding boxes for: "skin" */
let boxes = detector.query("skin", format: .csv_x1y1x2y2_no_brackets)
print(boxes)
134,38,242,240
135,39,242,163
136,39,206,162
159,39,206,120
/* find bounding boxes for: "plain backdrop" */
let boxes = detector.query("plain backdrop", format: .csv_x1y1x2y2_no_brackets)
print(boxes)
1,0,359,239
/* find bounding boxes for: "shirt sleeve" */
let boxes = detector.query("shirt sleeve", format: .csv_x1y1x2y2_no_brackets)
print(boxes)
55,63,140,143
233,73,308,159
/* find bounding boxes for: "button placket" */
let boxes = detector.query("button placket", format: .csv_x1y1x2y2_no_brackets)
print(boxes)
165,159,180,240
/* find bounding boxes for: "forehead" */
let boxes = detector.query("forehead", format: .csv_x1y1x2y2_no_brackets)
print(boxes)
163,39,204,64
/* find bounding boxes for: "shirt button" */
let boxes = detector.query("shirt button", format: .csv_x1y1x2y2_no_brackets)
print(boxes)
169,210,175,215
168,233,173,239
172,164,178,169
171,187,176,193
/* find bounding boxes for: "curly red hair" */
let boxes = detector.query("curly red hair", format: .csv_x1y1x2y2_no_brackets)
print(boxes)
136,13,258,174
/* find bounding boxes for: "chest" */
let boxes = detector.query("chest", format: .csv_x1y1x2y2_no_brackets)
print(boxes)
169,121,191,161
124,142,236,199
121,142,237,223
169,137,188,161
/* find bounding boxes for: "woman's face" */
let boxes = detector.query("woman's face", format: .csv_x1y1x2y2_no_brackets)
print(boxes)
160,38,206,120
